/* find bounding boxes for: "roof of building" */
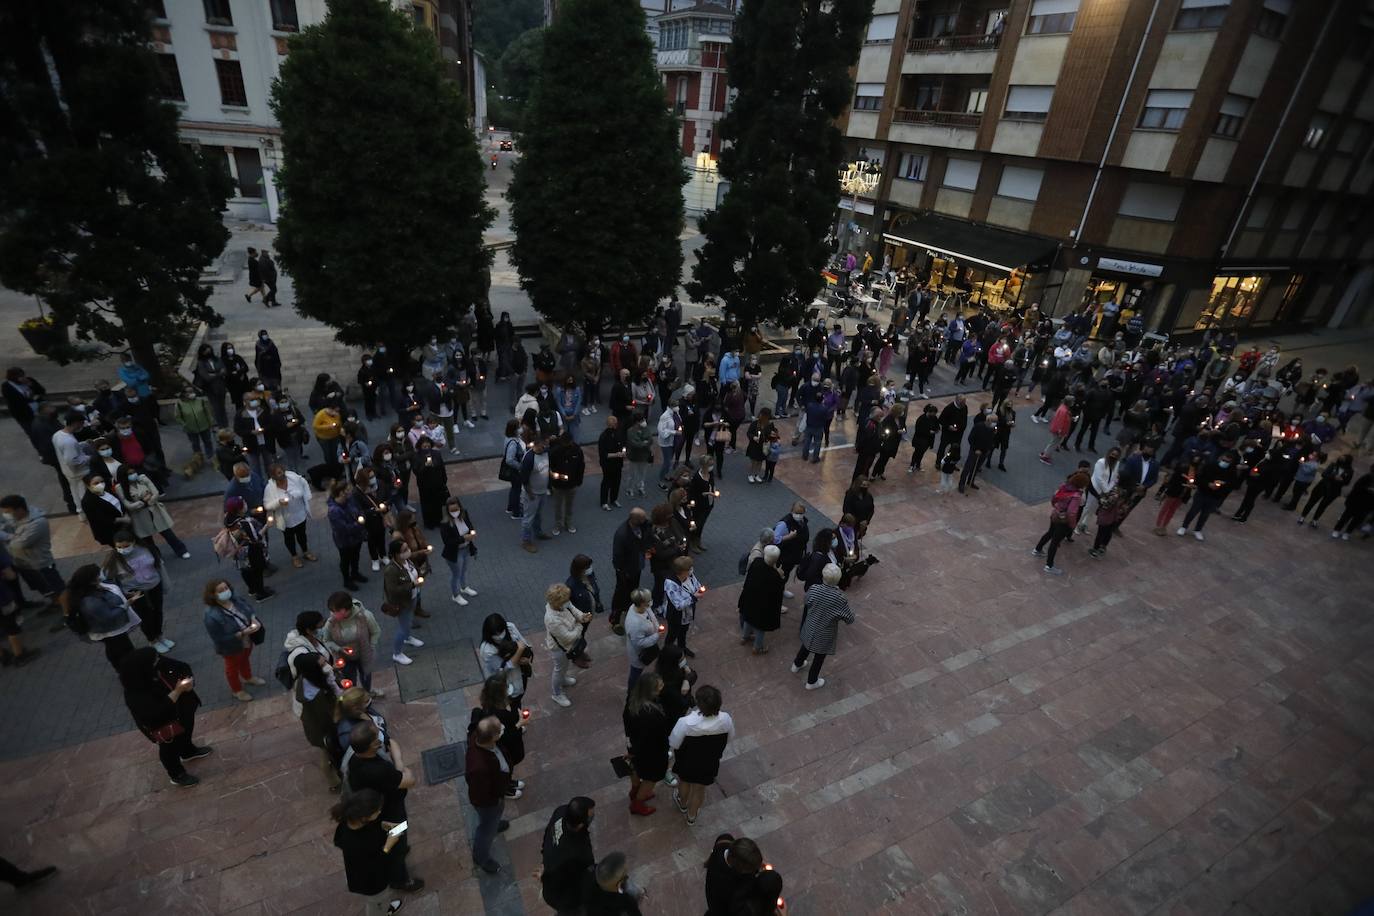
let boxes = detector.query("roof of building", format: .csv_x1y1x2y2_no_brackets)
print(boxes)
657,1,736,20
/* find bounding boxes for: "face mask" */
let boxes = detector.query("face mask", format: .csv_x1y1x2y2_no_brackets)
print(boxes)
216,589,233,602
0,512,11,522
225,347,234,356
406,385,415,393
382,451,393,462
449,509,461,518
90,482,105,494
259,333,268,340
792,512,804,522
364,359,372,367
1217,461,1231,469
254,383,265,392
116,544,135,555
377,345,387,354
248,400,261,410
1316,416,1326,424
585,563,594,575
129,472,142,482
394,432,405,440
127,397,139,404
98,448,113,458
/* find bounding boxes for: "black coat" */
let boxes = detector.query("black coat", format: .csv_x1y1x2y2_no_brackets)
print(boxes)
842,489,874,525
738,557,785,632
123,653,199,743
82,490,127,546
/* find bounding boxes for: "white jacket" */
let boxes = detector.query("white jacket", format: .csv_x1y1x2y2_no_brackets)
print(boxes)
656,409,679,447
263,471,315,530
544,602,585,653
1091,457,1120,495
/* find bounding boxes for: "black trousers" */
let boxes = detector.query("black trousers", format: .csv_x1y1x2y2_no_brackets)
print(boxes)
909,437,932,469
1233,481,1271,521
600,462,623,505
156,713,198,778
1035,521,1072,567
1074,416,1103,450
1282,480,1312,510
611,568,640,623
240,545,267,596
133,583,164,642
1092,523,1118,551
791,646,826,684
338,541,363,583
100,633,136,671
286,521,312,557
958,452,985,490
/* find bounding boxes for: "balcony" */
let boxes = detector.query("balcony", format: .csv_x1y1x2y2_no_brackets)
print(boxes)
892,109,983,129
908,32,1002,53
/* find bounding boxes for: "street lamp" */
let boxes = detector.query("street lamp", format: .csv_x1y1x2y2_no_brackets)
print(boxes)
837,160,880,256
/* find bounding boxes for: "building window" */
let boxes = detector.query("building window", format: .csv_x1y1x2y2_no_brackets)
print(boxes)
156,53,185,102
853,83,883,111
215,59,248,107
412,5,426,26
1256,0,1290,39
1174,0,1228,30
1118,180,1184,221
1303,112,1333,150
1196,274,1268,329
1003,85,1053,122
1336,120,1370,155
866,13,898,44
202,0,233,26
897,152,927,181
232,148,265,199
1026,0,1078,35
996,165,1044,201
942,158,981,191
1244,195,1273,229
1213,94,1251,138
271,0,299,31
1139,89,1192,130
965,89,988,114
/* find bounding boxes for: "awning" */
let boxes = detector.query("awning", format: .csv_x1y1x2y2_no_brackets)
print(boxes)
883,214,1057,274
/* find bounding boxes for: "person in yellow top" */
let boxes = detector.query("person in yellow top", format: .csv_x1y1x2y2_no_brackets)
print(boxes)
312,405,343,468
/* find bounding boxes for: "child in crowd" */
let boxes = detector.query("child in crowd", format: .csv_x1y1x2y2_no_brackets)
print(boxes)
937,443,960,493
764,432,782,482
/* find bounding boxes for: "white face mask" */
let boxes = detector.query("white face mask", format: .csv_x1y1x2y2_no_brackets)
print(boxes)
394,432,405,440
90,483,106,494
248,400,261,409
449,510,461,518
225,347,234,356
98,448,113,458
216,589,233,602
584,563,593,575
364,359,372,367
382,451,393,462
792,513,804,522
116,544,135,555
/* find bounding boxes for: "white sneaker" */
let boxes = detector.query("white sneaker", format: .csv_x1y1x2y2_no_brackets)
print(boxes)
551,528,562,536
1330,530,1341,539
562,674,577,686
153,638,171,654
465,419,476,428
805,678,827,691
454,594,469,606
450,447,462,456
581,408,591,416
179,552,191,559
566,526,577,533
371,560,381,572
392,652,413,666
405,636,424,648
783,589,795,599
1341,533,1350,540
160,637,177,650
1193,531,1205,541
1175,527,1187,536
790,662,803,674
602,504,611,511
462,586,478,596
551,694,571,707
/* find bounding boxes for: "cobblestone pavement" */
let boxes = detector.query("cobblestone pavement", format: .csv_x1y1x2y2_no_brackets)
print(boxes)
2,395,1372,915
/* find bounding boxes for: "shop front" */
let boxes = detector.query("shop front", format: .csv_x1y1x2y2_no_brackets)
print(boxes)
1076,255,1167,339
882,212,1055,314
1169,266,1307,334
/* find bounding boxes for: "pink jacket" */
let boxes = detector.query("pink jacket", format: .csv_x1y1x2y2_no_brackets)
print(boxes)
1049,403,1072,437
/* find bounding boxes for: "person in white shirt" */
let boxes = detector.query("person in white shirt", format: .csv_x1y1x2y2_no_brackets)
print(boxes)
668,685,735,825
53,410,91,510
263,463,318,568
1079,447,1122,534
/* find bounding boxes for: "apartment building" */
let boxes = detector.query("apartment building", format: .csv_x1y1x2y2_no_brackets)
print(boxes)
656,0,738,210
842,0,1374,335
150,0,479,221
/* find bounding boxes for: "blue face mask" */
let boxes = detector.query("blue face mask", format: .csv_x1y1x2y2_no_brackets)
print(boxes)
1217,461,1231,469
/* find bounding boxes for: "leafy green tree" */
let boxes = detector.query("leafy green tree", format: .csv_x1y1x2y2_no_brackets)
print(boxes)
271,0,492,349
688,0,873,329
0,0,231,386
509,0,684,335
473,0,544,61
498,27,545,107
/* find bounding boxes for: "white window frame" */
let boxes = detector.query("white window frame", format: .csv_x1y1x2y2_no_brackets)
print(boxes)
996,165,1044,201
1026,0,1078,34
853,83,884,112
1004,85,1053,122
1139,89,1193,131
942,158,982,191
1174,0,1229,31
898,152,928,181
1213,94,1251,138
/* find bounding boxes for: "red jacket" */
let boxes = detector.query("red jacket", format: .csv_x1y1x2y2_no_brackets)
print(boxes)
1049,403,1073,437
464,743,511,808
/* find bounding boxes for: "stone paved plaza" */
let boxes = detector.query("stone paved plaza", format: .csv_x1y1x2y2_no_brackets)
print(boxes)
2,385,1373,916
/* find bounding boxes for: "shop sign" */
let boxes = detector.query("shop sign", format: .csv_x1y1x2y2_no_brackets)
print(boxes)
1097,257,1163,278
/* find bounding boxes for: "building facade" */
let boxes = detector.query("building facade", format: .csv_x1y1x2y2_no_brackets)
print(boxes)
656,0,738,210
151,0,480,221
841,0,1374,335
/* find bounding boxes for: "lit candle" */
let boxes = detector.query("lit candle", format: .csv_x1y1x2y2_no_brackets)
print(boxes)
334,657,346,669
696,585,707,595
357,515,365,523
378,502,387,511
417,576,425,584
340,678,354,690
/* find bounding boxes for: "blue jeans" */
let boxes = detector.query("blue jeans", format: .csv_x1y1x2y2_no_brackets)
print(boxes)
742,622,767,649
521,492,546,542
392,598,416,656
659,444,674,480
471,798,505,867
446,551,469,595
185,429,214,459
802,426,824,461
774,384,789,416
506,478,522,515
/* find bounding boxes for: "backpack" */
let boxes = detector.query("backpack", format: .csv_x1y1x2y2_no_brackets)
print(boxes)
211,527,239,561
274,646,309,690
1050,484,1076,522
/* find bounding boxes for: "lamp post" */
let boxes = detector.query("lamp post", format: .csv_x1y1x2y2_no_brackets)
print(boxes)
837,160,880,257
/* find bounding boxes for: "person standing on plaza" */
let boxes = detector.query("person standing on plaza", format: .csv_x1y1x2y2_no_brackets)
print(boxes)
330,788,404,916
326,482,368,592
599,415,626,511
938,394,968,457
324,590,384,697
464,716,512,874
1297,453,1355,529
625,412,654,497
685,456,717,552
468,674,528,800
772,502,810,599
384,539,425,666
520,437,552,553
623,671,671,816
624,588,660,688
54,410,92,512
958,413,995,494
1039,395,1075,464
439,495,479,607
1032,470,1088,574
2,367,45,436
202,578,265,701
244,246,264,302
541,797,598,914
193,343,229,428
549,431,585,535
259,249,279,307
790,564,855,689
64,563,141,671
669,684,734,825
255,330,284,391
0,495,65,607
545,583,591,707
663,556,704,659
286,610,344,788
103,525,173,653
114,465,191,558
738,545,784,654
1177,451,1241,541
704,835,765,916
611,507,649,632
478,613,530,709
347,721,424,893
119,646,209,788
174,384,216,463
566,554,603,653
264,463,317,570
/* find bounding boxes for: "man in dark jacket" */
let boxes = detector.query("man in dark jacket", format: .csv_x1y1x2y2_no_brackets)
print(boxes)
704,834,764,915
540,797,597,915
346,721,423,892
598,416,626,510
464,717,511,874
548,433,585,535
960,413,996,493
938,394,968,455
1074,383,1115,452
259,250,279,306
610,508,648,629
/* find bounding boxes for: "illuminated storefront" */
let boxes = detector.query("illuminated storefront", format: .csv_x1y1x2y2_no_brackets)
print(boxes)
882,212,1053,313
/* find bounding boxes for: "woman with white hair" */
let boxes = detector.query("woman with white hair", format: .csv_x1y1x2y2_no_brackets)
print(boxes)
790,564,855,690
738,544,784,654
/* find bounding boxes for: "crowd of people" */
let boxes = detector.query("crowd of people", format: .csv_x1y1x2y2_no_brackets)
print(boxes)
3,287,1371,913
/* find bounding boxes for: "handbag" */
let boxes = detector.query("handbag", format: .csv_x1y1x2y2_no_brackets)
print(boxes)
148,721,186,744
551,628,587,661
250,619,266,645
610,754,634,779
380,602,401,617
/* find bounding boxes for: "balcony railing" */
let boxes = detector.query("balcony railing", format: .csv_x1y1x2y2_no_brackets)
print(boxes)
892,109,983,129
907,32,1002,53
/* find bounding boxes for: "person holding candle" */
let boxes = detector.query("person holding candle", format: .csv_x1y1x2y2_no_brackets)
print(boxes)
1330,465,1373,539
566,554,603,664
102,524,172,654
738,545,783,654
439,495,479,606
623,588,661,689
1031,470,1088,575
351,466,391,572
549,431,586,535
202,579,265,701
324,591,384,697
284,610,344,792
545,583,591,707
224,495,274,601
598,415,627,510
622,671,671,816
119,646,208,788
328,482,369,591
1177,451,1241,541
1297,453,1355,529
263,463,317,569
519,437,552,552
669,684,734,824
663,556,703,658
685,456,718,552
468,674,527,800
384,539,425,665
